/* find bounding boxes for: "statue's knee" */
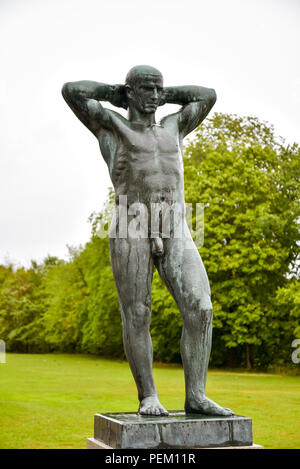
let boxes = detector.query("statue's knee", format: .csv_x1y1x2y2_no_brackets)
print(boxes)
185,296,213,328
124,302,151,332
200,306,213,323
199,296,213,323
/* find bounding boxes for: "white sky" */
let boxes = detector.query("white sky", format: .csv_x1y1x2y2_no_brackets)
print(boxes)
0,0,299,267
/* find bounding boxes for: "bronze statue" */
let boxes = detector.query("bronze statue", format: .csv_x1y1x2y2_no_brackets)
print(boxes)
62,65,233,417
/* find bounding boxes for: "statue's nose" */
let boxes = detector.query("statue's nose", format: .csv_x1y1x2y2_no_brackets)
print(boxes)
152,88,158,100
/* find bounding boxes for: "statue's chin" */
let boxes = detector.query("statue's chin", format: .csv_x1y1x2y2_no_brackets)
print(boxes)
143,105,157,113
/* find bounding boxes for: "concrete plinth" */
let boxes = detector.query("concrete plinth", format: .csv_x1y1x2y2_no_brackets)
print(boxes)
87,411,256,449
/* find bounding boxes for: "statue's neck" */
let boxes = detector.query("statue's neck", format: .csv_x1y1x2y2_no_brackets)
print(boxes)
128,107,156,127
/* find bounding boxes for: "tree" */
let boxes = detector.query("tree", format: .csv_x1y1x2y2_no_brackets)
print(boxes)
183,113,300,368
0,264,46,352
41,249,87,352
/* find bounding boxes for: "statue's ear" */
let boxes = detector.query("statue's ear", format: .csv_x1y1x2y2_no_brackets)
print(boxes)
125,85,133,100
112,85,128,109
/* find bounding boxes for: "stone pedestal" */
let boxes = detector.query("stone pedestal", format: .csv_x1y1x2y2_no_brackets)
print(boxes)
87,411,259,449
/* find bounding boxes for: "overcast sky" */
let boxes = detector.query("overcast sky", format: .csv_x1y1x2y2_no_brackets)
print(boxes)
0,0,299,267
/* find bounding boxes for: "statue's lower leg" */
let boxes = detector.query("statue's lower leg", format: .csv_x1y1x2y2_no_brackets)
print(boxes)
182,307,234,416
122,318,168,416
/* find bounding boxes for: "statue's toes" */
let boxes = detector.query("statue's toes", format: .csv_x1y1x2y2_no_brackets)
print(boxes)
139,406,149,415
160,407,169,416
224,407,234,415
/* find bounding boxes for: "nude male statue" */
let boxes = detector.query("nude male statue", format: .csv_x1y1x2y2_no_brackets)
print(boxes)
62,65,233,417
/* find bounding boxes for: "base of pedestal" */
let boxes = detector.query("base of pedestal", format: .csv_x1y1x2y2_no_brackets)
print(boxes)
87,437,263,450
87,411,259,449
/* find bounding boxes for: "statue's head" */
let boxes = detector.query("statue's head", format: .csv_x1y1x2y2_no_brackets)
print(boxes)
125,65,163,114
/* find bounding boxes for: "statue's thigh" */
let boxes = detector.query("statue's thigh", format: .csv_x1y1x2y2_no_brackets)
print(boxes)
109,237,153,308
156,238,212,313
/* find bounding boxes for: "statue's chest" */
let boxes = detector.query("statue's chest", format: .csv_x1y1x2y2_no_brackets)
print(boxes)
125,126,179,158
113,126,183,184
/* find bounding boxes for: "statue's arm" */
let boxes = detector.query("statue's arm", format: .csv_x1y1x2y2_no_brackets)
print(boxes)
161,86,216,137
61,81,127,135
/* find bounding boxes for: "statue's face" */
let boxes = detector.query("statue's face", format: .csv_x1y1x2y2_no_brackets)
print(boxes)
128,74,163,114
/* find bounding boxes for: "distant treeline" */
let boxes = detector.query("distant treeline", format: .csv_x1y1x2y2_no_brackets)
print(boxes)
0,114,299,369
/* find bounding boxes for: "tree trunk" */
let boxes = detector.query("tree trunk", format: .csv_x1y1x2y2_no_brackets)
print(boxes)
246,344,253,369
226,348,237,368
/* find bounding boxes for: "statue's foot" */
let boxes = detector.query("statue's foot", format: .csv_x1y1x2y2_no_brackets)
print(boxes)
185,396,234,416
139,396,169,416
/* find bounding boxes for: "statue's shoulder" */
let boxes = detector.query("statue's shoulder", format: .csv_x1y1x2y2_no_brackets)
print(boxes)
107,109,131,128
160,111,181,133
96,109,131,146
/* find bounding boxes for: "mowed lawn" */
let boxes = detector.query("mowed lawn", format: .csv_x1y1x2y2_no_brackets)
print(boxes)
0,353,299,449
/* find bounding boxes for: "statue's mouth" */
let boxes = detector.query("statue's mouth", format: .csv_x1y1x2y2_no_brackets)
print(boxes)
146,102,158,108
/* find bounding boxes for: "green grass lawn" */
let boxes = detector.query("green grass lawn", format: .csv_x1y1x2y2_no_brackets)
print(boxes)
0,353,299,449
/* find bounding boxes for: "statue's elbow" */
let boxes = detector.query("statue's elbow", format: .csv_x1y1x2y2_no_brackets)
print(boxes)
210,88,217,106
61,82,73,101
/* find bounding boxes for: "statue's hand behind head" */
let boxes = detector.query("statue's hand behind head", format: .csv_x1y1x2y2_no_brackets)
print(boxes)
158,88,167,107
111,84,128,109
